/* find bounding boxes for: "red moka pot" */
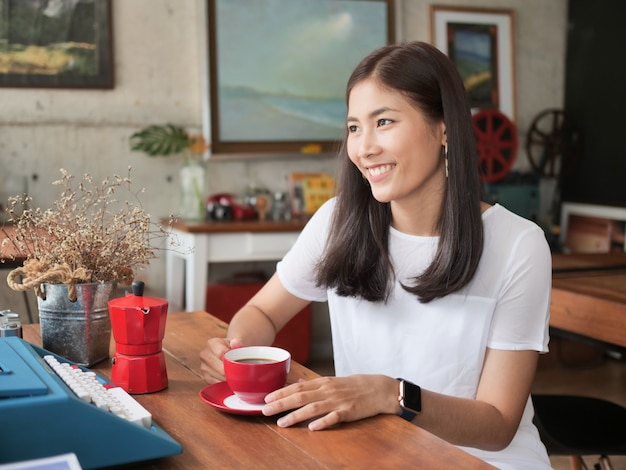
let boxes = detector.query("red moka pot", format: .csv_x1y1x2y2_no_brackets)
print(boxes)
108,281,169,394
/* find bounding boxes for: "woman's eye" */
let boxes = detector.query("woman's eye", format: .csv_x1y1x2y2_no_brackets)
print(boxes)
377,118,392,127
347,124,359,133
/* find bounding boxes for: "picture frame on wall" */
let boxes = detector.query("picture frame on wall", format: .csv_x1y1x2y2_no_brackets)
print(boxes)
288,172,335,219
564,214,626,253
430,6,516,121
207,0,395,155
0,0,114,89
559,202,626,253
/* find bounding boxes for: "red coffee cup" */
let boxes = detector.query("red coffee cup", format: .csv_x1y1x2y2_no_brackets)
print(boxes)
223,346,291,404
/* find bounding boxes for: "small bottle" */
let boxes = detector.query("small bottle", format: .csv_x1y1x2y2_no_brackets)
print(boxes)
0,311,22,338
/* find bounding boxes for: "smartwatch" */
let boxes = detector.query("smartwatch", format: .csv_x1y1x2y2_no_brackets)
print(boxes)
397,378,421,421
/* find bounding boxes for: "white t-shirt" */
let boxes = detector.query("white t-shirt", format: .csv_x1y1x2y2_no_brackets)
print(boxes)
277,199,552,469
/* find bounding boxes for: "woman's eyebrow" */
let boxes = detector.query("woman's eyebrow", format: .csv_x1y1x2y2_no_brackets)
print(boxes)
347,106,396,123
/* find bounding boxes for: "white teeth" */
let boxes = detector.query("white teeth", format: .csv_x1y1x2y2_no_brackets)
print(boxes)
368,164,394,176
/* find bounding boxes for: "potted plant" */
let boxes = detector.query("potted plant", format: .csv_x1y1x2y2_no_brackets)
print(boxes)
130,124,210,221
0,168,170,366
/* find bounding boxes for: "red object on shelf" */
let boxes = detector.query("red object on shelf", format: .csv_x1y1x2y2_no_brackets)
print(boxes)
205,277,311,364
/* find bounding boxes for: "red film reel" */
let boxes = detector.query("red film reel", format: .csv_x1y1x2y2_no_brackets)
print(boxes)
472,109,518,183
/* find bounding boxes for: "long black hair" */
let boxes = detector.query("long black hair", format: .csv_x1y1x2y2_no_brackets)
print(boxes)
315,41,483,304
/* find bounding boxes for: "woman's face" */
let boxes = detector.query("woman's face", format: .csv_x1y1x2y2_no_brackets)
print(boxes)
346,78,446,209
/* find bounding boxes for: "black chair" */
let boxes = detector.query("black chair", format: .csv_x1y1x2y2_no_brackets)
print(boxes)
532,394,626,470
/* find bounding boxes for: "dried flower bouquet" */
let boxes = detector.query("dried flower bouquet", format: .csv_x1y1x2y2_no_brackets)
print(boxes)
0,167,170,301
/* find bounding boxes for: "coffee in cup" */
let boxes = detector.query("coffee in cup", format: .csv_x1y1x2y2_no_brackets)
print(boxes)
223,346,291,404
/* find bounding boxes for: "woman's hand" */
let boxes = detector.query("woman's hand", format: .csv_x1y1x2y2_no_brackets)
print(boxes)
199,337,243,384
262,375,400,431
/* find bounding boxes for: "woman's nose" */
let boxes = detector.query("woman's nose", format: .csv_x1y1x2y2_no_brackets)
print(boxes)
356,130,381,159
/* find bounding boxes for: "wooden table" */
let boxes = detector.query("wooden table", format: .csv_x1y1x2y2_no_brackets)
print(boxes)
23,311,493,469
550,252,626,350
162,219,308,312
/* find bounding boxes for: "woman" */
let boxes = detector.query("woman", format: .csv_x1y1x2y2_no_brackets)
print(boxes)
200,41,552,469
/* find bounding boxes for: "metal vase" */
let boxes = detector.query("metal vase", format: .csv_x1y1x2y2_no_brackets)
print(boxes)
37,282,117,367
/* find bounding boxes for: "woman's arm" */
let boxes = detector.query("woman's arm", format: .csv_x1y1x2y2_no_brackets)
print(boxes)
263,347,538,451
415,348,538,450
199,273,310,384
227,273,311,345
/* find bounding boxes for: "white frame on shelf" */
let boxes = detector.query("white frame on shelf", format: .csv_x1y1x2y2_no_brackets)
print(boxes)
559,201,626,252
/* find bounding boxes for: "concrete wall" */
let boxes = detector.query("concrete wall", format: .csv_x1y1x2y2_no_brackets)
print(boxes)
0,0,567,302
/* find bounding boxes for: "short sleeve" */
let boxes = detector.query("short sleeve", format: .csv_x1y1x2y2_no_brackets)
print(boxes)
276,198,335,302
487,223,552,353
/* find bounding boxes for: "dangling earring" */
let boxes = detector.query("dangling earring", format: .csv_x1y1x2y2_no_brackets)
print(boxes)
444,144,449,178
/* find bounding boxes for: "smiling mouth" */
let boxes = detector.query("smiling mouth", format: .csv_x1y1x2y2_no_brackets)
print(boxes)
368,164,395,177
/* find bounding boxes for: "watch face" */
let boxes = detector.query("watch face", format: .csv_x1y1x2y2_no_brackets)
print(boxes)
402,381,421,413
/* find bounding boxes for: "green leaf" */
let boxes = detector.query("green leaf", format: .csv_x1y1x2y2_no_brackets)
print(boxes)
129,124,191,157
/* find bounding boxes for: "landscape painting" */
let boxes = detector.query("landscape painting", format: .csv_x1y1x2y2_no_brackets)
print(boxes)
208,0,393,154
446,22,498,110
0,0,113,88
431,6,516,121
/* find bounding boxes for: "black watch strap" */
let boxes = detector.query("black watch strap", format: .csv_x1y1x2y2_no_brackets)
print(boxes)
397,378,421,421
399,407,418,421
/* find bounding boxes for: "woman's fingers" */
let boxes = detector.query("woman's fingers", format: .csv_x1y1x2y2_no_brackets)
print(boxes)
262,375,394,430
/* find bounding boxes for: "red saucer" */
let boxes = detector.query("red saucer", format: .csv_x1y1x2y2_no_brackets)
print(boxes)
199,382,265,416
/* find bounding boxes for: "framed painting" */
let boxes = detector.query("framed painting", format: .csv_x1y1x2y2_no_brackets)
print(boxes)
0,0,114,89
559,202,626,253
430,6,516,121
207,0,394,155
288,172,335,218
